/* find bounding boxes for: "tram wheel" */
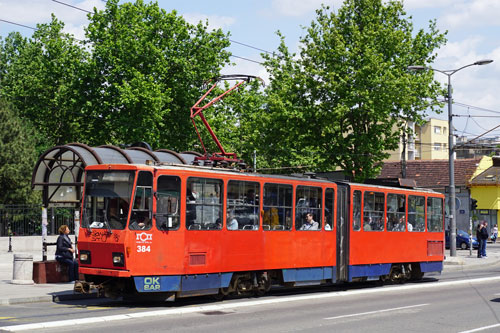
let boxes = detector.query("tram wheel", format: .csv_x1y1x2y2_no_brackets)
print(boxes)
389,266,403,283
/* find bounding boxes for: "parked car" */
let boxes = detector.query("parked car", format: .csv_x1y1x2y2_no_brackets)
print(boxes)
445,229,479,250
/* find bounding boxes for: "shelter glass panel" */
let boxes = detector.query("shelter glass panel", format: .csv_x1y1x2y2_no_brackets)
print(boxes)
156,175,181,231
427,197,444,232
227,181,260,230
296,186,322,230
408,195,425,232
363,191,385,231
263,183,292,231
186,178,223,230
387,193,406,232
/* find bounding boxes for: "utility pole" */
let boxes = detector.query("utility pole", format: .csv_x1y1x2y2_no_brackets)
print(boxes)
408,59,493,257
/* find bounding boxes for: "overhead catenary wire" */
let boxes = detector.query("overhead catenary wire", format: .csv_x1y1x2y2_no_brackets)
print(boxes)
49,0,269,64
0,19,37,31
0,18,83,42
0,16,265,65
454,101,500,115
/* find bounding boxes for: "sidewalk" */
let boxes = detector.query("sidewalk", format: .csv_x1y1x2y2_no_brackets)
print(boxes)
443,242,500,269
1,243,500,306
0,250,98,305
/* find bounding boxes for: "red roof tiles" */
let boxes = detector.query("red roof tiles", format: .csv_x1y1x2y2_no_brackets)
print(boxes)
378,158,480,189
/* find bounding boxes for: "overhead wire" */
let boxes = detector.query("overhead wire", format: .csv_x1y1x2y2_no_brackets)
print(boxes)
0,18,83,42
48,0,268,65
458,106,471,138
454,102,500,115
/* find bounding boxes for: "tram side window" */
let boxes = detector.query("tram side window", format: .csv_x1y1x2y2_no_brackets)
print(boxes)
263,183,292,231
130,171,153,230
353,190,361,231
408,195,425,232
156,175,180,230
325,188,335,231
387,193,405,232
363,191,385,231
227,181,260,230
427,197,444,232
296,186,322,230
186,178,223,230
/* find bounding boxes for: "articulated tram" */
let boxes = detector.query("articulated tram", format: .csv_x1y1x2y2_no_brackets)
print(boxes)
75,163,444,300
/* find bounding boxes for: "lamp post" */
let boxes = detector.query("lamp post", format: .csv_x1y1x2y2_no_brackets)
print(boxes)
408,59,493,257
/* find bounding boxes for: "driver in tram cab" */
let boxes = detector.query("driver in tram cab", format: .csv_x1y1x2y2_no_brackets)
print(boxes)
108,199,125,229
130,214,151,230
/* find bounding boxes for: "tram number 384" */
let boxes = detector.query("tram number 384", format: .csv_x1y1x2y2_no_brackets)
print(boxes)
137,245,151,252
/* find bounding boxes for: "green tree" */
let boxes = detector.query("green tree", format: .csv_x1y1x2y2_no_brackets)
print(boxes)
1,1,231,151
259,0,446,180
0,17,89,146
0,100,40,204
84,0,231,149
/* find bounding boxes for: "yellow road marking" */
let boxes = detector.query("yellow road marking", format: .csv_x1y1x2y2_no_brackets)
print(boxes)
85,306,114,311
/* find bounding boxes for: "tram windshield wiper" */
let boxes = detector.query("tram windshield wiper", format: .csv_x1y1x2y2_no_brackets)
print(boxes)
102,211,113,234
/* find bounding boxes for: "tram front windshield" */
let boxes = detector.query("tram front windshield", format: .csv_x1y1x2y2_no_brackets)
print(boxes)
82,170,135,230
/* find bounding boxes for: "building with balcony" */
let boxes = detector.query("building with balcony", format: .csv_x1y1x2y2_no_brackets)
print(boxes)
385,118,449,162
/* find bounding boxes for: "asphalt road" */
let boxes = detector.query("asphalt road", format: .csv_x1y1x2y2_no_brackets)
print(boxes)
2,264,500,333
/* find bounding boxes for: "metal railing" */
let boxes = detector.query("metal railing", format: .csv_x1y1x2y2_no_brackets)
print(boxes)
0,205,76,237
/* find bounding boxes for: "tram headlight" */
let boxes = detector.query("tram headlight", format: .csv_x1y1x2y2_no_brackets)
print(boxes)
79,250,91,264
112,252,124,267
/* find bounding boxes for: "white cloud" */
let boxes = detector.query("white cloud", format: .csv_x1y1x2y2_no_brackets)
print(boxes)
270,0,342,17
402,0,455,10
435,37,484,66
0,0,105,38
182,13,235,31
431,41,500,136
439,0,500,29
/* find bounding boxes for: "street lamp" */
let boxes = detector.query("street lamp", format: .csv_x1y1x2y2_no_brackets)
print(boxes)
408,59,493,257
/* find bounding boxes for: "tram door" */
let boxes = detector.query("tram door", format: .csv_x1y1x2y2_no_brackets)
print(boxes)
336,184,349,282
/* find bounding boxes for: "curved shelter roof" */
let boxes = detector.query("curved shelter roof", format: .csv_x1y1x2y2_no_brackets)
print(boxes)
32,143,201,207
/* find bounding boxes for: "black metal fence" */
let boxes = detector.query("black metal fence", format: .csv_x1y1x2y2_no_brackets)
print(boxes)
0,205,76,236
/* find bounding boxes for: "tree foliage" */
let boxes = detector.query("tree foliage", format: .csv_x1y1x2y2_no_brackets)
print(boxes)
83,0,231,149
258,0,446,180
0,100,40,204
0,0,448,186
1,19,88,146
0,0,231,151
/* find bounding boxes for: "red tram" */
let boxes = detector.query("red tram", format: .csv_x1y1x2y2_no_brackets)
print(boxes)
75,162,444,299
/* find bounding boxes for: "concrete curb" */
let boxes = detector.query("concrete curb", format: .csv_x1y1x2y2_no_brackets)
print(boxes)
0,291,100,305
0,295,53,305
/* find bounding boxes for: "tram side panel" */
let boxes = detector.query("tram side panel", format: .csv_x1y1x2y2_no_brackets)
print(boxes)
346,185,444,282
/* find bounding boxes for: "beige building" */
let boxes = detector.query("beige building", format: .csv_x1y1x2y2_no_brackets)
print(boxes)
386,118,449,161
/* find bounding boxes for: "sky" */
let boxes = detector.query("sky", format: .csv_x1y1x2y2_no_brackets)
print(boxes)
1,0,500,140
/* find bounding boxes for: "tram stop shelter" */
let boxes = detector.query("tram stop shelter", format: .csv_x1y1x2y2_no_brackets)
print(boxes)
32,143,201,207
31,143,201,260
